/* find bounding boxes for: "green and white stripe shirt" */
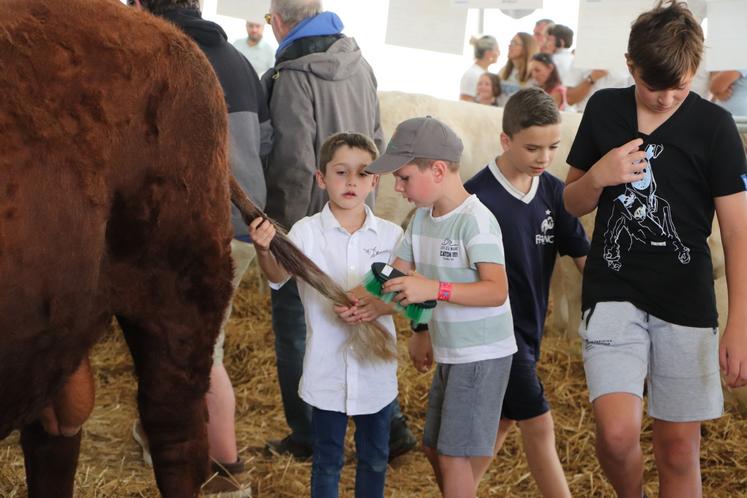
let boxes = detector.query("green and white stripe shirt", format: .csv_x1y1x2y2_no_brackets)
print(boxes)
395,195,517,364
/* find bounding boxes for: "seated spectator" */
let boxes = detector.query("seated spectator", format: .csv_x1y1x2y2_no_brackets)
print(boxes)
545,24,574,85
710,70,747,116
530,53,567,110
475,72,509,107
460,35,500,102
565,68,631,112
533,18,554,54
500,32,537,97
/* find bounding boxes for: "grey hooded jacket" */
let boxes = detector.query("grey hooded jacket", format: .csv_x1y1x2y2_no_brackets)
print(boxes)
263,36,383,229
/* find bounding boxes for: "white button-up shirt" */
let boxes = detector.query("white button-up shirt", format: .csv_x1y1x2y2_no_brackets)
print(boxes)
269,203,403,415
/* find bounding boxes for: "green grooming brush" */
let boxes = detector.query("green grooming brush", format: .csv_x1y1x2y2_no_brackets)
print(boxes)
361,262,437,324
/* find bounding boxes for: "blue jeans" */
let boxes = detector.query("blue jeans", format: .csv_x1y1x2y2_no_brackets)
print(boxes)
271,281,405,448
311,402,393,498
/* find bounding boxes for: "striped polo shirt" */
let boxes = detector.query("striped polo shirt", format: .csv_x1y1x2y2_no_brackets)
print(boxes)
395,195,517,364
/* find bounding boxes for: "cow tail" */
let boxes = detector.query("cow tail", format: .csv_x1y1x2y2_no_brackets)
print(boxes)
229,177,397,363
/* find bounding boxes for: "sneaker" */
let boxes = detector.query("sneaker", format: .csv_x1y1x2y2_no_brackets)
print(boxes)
202,458,251,497
201,473,251,497
265,435,313,460
212,458,246,476
388,416,417,461
132,420,153,466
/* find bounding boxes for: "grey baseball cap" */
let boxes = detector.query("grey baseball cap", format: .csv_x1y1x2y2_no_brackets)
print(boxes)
366,116,464,174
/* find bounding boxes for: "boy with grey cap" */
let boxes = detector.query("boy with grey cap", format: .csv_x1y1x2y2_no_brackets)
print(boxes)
368,116,516,497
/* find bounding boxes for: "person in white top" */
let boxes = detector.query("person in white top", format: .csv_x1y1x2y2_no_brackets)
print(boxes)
565,67,632,113
500,32,538,97
249,132,403,497
459,35,499,102
232,19,275,76
544,24,574,86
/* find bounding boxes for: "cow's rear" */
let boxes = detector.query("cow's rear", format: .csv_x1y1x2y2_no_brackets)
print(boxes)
0,1,234,496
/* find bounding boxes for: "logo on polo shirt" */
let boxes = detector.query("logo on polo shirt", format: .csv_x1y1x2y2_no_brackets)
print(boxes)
363,246,390,258
535,210,555,245
439,238,460,261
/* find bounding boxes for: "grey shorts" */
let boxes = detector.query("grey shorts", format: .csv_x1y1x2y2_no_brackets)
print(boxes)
579,301,723,422
212,240,256,365
423,356,512,457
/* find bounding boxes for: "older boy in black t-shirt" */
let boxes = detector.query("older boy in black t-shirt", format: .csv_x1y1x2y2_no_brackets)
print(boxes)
465,88,588,498
564,3,747,497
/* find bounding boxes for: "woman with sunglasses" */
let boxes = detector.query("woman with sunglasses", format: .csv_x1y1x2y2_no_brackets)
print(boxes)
499,32,537,97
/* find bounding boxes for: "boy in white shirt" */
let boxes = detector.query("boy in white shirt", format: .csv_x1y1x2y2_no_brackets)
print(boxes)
249,132,402,498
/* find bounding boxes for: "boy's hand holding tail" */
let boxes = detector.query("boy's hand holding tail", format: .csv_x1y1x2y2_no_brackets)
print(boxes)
334,295,391,324
589,138,648,188
383,271,438,306
408,331,433,372
248,217,276,252
720,326,747,388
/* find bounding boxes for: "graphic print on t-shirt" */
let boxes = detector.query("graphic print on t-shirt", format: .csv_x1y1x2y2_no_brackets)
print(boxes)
602,144,691,271
439,239,460,261
535,210,555,245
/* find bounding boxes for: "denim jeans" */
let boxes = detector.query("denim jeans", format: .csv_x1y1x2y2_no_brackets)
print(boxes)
271,282,405,448
311,402,393,498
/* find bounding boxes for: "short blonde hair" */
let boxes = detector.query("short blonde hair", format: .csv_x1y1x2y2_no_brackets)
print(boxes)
410,158,460,172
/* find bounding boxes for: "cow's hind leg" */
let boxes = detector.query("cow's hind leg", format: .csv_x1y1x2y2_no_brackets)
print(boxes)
20,421,82,498
118,314,215,498
21,356,95,498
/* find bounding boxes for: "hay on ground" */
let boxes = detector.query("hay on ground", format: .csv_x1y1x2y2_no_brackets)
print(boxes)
2,263,747,497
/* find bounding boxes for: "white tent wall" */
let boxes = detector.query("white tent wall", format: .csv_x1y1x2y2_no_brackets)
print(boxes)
202,0,581,100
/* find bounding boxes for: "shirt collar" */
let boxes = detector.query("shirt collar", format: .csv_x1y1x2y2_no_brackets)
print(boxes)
319,202,379,234
488,157,539,204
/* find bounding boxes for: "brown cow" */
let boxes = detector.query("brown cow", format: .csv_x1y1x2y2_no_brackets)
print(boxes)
1,2,397,496
0,0,234,496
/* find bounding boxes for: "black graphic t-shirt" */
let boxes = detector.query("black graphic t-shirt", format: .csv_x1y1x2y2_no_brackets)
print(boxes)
567,86,747,327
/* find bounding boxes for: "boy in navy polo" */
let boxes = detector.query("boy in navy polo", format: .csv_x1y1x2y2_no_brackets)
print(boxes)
465,87,589,498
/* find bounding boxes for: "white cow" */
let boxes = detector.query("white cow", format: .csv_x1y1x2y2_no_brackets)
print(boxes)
375,91,741,409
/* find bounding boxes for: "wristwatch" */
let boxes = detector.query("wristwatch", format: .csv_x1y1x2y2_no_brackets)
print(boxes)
586,74,596,85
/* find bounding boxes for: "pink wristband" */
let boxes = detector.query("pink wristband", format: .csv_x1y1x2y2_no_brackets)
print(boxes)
437,281,452,301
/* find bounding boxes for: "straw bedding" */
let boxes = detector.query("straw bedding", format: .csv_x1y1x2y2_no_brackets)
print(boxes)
2,264,746,497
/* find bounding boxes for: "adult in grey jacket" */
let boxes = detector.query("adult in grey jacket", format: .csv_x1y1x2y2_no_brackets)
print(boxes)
263,10,382,229
262,0,415,461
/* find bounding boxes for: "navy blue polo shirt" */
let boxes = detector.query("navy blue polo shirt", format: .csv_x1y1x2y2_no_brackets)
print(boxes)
465,160,590,361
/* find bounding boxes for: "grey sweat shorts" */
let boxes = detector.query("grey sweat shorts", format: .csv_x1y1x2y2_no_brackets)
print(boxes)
423,356,512,457
579,301,723,422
